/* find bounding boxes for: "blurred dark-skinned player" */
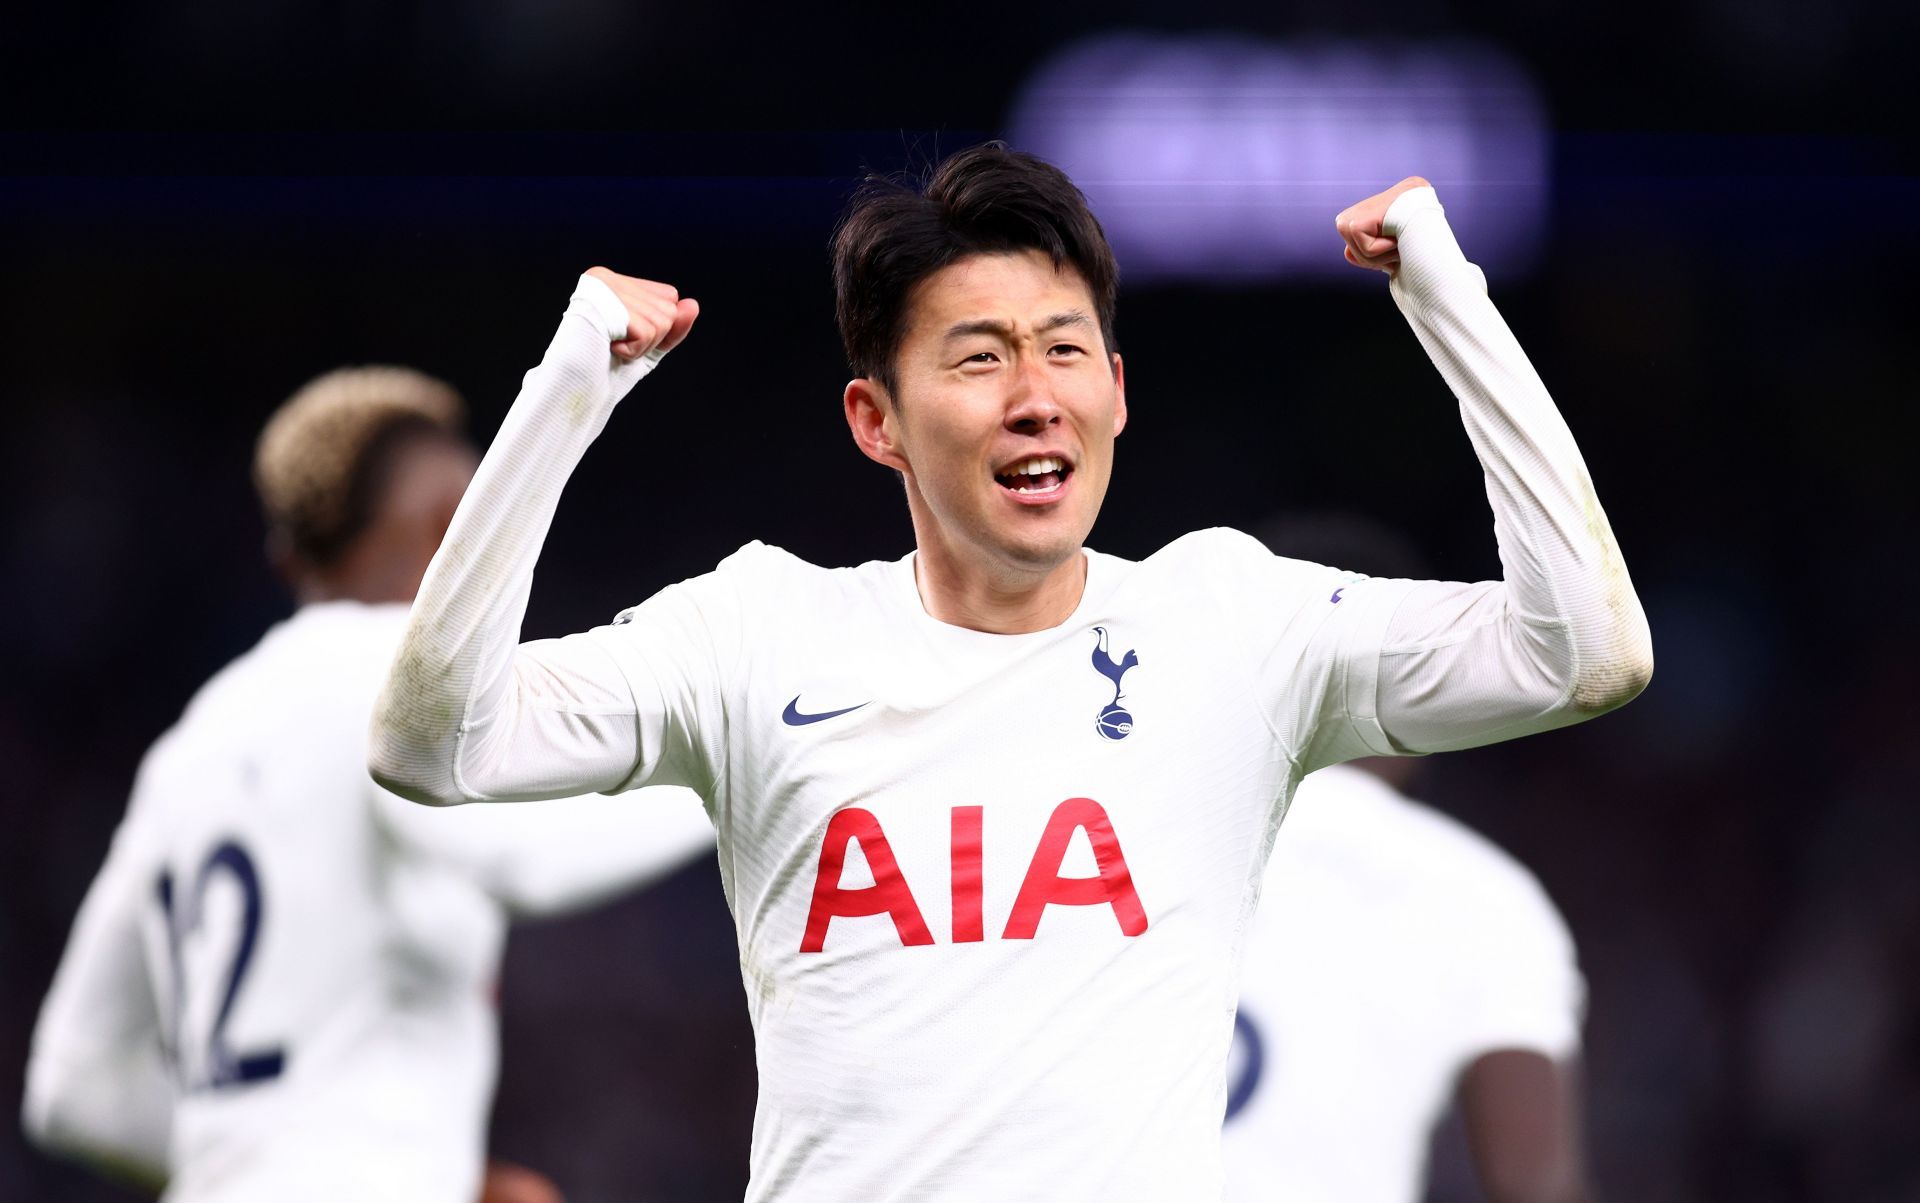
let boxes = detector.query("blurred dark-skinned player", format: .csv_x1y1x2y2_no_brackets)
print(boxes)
25,367,713,1202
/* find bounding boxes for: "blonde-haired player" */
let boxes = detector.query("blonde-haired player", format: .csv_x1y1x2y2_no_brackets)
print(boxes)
24,367,715,1203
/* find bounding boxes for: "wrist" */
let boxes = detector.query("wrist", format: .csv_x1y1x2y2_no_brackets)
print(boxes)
567,273,631,340
1381,185,1443,240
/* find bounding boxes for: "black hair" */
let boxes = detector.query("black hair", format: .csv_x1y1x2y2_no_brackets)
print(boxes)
832,141,1119,399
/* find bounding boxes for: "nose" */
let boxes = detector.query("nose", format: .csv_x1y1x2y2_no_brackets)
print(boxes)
1004,354,1061,433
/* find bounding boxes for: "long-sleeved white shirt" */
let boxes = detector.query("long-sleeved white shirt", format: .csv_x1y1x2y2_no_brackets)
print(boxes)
1222,763,1584,1203
25,602,715,1202
370,186,1650,1201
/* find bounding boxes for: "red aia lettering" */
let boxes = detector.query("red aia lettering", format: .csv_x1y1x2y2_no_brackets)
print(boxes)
951,806,985,943
1003,797,1148,939
800,800,1149,952
799,807,934,954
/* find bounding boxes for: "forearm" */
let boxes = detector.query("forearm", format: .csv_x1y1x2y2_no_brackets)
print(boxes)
369,276,654,805
380,785,715,914
1459,1051,1595,1203
490,788,715,916
1376,190,1652,751
23,1042,172,1185
24,836,172,1183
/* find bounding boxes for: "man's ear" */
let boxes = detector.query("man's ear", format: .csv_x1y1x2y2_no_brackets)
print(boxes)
1111,353,1128,438
844,377,910,472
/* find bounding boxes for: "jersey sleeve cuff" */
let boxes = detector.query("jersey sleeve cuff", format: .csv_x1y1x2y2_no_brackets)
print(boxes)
1385,187,1485,307
1381,185,1444,239
568,273,632,340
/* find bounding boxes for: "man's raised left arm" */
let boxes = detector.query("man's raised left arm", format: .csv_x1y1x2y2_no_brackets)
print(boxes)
1329,179,1652,757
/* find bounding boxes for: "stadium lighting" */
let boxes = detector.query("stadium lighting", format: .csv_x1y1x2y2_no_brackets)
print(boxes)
1006,34,1551,284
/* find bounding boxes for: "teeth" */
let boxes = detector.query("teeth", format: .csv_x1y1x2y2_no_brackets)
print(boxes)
1006,456,1063,476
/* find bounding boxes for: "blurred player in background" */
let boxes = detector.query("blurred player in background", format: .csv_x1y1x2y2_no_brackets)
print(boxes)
22,367,715,1203
1223,515,1592,1203
370,146,1652,1200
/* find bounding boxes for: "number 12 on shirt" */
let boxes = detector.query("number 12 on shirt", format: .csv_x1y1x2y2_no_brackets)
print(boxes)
155,840,287,1092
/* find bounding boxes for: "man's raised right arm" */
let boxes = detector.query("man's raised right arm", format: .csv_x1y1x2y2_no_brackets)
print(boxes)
368,270,698,807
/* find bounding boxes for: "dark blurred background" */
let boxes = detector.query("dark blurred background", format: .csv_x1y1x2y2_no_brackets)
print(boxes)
3,1,1916,1200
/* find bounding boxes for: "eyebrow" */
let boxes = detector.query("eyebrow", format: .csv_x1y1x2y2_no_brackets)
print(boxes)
942,311,1095,342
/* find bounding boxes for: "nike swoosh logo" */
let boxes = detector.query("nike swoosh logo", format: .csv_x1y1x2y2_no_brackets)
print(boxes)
782,696,870,726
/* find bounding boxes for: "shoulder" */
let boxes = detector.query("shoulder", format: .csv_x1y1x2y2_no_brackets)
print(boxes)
614,541,824,606
1110,529,1356,630
249,603,412,696
1281,768,1584,1052
1393,798,1566,940
611,541,897,625
714,540,866,591
1143,526,1270,568
1289,767,1572,945
714,539,802,575
166,604,411,747
238,602,409,669
122,720,191,831
1135,527,1350,588
720,540,900,590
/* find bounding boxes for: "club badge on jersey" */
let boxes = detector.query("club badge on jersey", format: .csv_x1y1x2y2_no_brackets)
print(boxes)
1090,626,1139,740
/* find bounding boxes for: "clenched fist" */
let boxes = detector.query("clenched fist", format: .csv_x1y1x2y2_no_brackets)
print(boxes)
584,266,701,361
1334,177,1431,274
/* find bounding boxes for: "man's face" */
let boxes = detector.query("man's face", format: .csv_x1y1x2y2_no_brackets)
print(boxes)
859,249,1126,581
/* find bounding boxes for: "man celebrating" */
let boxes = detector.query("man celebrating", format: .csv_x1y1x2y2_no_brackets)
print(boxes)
371,145,1651,1200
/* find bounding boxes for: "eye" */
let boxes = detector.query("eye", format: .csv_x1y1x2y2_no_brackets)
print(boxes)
961,351,1000,365
1048,343,1087,359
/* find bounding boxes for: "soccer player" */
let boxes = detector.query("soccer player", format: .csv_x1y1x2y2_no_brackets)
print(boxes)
23,367,715,1202
1222,514,1591,1203
1224,759,1590,1203
370,145,1653,1200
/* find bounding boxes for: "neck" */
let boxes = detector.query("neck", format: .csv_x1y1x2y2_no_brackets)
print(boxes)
296,580,417,607
909,527,1087,635
294,573,418,607
290,537,427,607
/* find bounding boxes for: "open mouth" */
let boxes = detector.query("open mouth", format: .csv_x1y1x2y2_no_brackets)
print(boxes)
994,455,1074,497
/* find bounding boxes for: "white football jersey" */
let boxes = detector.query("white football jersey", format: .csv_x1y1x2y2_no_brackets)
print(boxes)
1221,764,1584,1203
25,603,715,1203
369,187,1651,1202
578,532,1408,1201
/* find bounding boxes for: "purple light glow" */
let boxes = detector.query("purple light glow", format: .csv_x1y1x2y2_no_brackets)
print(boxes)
1006,35,1550,284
